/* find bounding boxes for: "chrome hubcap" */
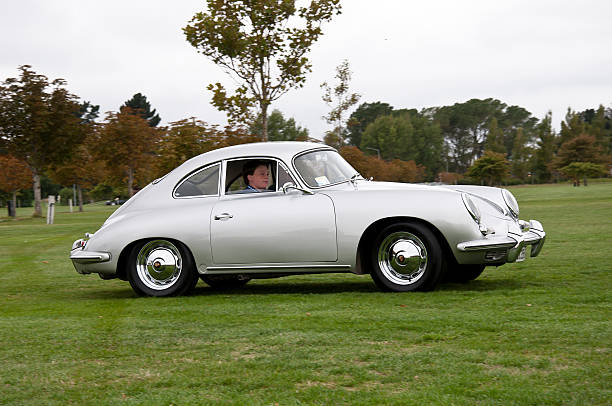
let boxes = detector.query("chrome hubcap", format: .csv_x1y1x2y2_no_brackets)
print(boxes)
378,232,427,285
136,240,182,290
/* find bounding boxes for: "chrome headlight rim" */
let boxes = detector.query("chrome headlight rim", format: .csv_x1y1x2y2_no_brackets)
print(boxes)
462,193,482,224
502,189,520,218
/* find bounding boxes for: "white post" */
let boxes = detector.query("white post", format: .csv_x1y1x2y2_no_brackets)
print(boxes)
47,195,55,225
69,198,73,213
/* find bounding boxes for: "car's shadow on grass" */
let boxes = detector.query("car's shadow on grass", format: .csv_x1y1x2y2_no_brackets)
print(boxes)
192,279,381,296
438,278,527,292
74,276,528,300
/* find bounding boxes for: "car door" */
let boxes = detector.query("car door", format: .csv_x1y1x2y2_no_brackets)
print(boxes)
210,190,338,265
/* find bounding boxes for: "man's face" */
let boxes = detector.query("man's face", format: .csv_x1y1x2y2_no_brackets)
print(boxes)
248,165,269,190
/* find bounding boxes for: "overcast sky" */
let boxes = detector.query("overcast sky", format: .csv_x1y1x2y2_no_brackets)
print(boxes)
2,0,611,138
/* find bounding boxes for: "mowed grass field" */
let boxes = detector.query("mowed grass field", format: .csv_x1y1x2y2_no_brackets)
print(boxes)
0,183,610,405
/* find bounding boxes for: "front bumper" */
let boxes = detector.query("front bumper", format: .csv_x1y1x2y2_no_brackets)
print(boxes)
457,219,546,263
70,238,112,274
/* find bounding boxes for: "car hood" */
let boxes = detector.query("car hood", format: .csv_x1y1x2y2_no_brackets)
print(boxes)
349,180,509,218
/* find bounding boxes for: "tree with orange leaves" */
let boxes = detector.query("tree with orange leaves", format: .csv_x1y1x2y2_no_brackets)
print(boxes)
155,119,260,179
339,146,424,183
0,155,32,217
94,108,161,197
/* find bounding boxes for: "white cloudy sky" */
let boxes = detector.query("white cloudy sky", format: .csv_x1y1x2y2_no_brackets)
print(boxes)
1,0,611,138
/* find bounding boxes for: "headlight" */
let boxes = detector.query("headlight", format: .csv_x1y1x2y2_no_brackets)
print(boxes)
502,189,519,218
462,193,481,224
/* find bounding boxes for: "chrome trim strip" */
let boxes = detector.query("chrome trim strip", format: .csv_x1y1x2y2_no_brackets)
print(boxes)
205,264,351,274
457,237,518,251
70,251,111,264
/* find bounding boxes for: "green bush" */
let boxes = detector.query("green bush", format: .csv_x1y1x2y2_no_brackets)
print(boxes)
58,187,74,205
89,184,114,201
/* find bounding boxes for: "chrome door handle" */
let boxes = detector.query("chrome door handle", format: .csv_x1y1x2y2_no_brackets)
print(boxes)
214,213,233,220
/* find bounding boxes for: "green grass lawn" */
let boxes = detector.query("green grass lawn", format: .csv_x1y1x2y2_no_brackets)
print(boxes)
1,184,610,405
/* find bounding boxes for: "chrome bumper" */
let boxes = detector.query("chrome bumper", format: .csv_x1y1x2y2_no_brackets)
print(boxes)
70,238,111,274
457,220,546,263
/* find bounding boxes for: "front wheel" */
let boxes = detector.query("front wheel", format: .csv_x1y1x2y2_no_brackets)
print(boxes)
127,239,198,297
370,222,444,292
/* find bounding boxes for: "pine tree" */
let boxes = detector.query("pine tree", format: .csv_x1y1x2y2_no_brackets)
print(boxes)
533,112,556,183
485,117,506,153
122,93,161,127
511,128,530,180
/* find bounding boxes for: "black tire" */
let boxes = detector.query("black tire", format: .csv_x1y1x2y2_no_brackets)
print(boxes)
450,264,486,283
370,222,444,292
127,239,198,297
200,275,250,289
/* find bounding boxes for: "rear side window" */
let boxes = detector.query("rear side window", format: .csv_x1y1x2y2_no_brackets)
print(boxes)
174,164,220,197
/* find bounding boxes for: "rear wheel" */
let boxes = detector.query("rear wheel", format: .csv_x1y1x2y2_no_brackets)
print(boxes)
370,222,444,292
127,239,198,297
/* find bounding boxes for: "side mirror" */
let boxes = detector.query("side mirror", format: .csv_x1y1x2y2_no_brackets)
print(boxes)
282,182,313,195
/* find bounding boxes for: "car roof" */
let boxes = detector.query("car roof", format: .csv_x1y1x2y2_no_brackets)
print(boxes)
176,141,333,174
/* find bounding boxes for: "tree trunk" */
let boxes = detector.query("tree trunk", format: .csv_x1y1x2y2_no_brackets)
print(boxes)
11,191,17,218
261,103,268,142
128,167,134,197
77,184,84,212
32,170,42,217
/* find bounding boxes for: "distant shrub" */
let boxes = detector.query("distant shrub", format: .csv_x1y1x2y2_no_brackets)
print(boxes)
89,184,114,201
59,188,74,205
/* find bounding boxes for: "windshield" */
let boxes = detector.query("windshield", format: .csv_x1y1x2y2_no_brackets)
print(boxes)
294,150,359,188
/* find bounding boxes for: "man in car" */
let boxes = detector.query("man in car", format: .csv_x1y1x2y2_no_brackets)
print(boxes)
242,161,271,193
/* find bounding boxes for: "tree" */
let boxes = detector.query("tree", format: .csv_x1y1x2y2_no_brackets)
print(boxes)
156,119,224,176
346,102,393,147
559,162,606,186
339,146,424,183
156,118,260,178
360,112,444,179
122,93,161,127
321,60,360,146
0,155,32,217
559,108,585,146
466,150,509,186
94,109,160,197
496,105,537,154
0,65,83,216
532,112,556,183
47,101,101,211
579,105,612,155
249,109,309,141
433,98,537,173
552,134,605,170
184,0,342,140
434,99,501,172
360,115,414,161
484,117,505,153
511,128,531,181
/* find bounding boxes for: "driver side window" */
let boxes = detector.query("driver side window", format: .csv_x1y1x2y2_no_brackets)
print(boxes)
224,159,296,194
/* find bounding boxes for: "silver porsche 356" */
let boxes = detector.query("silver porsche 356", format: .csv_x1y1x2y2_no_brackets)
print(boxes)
70,142,546,296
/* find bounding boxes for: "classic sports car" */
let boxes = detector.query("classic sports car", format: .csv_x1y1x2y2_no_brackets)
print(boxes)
70,141,546,296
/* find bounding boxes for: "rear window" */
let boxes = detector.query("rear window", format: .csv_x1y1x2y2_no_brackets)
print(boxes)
174,164,220,197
